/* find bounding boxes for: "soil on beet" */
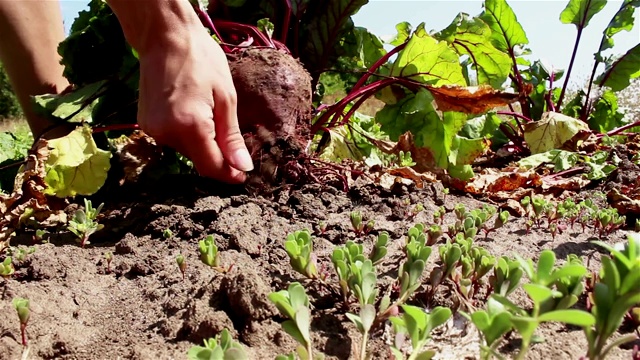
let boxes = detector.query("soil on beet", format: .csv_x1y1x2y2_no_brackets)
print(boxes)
0,169,639,359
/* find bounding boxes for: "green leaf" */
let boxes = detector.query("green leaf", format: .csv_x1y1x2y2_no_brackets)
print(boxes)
387,21,413,46
523,283,553,304
480,0,529,53
537,309,595,327
282,320,308,348
391,23,466,86
294,307,311,345
588,89,625,132
560,0,607,28
523,111,590,154
43,125,112,198
517,149,579,171
597,43,640,91
596,0,640,58
449,135,490,167
434,13,512,88
33,81,106,123
360,304,376,333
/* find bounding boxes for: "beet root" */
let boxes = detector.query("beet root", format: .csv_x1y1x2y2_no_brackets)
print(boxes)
228,48,313,137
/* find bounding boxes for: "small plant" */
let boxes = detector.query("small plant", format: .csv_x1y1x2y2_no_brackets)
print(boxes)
67,198,105,248
467,297,514,360
317,221,327,235
13,297,30,346
269,283,324,360
104,251,113,273
162,229,173,239
433,206,446,225
198,235,230,273
284,229,318,279
332,241,378,306
388,305,452,360
0,257,14,278
483,210,510,240
187,328,248,360
581,235,640,360
346,304,376,360
176,254,186,280
33,229,48,243
350,211,364,235
391,225,431,311
369,231,389,265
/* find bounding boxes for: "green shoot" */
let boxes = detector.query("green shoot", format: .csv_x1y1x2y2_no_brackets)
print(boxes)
346,304,376,360
198,235,230,273
389,305,452,360
104,251,113,273
176,254,186,280
13,297,30,346
332,241,378,306
0,257,14,278
284,229,318,279
163,229,173,239
369,231,389,265
466,297,513,360
67,198,105,248
350,211,363,234
187,328,248,360
268,283,322,360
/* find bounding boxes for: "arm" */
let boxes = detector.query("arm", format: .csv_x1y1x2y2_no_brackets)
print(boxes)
0,0,69,138
105,0,254,183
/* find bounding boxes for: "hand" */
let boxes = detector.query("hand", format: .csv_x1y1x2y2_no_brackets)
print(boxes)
135,23,254,184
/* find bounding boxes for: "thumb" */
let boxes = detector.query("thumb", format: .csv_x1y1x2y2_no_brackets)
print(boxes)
213,90,254,172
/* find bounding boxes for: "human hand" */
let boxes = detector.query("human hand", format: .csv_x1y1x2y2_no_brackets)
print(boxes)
135,22,254,184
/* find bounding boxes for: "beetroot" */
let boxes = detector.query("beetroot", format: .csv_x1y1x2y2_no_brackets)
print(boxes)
228,48,313,136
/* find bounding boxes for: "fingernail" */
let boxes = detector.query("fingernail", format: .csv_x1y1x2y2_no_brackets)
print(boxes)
232,148,254,172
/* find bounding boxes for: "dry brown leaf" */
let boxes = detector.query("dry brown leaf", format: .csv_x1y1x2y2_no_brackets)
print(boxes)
387,167,437,188
463,168,542,194
0,140,68,251
607,188,640,215
426,85,521,115
112,131,163,185
542,176,590,191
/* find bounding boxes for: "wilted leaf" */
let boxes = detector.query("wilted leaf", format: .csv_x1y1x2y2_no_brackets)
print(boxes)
0,143,68,249
542,176,590,191
517,149,579,171
112,131,164,184
43,125,112,197
608,188,640,215
462,167,542,195
386,167,437,188
426,85,520,115
523,112,591,154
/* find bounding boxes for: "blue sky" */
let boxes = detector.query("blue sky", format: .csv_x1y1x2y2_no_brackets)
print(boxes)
59,0,639,84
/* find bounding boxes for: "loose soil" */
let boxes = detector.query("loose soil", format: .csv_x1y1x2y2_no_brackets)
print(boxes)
0,168,639,360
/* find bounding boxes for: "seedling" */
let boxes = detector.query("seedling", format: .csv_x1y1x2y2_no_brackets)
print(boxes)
488,256,523,298
0,257,14,278
346,304,376,360
284,229,318,279
187,328,248,360
593,207,626,238
350,211,364,235
162,229,173,239
466,297,514,360
491,250,593,360
33,229,48,244
392,225,431,311
331,241,378,306
581,235,640,360
198,235,230,273
176,254,186,280
269,283,324,360
67,198,105,248
369,231,389,265
426,225,443,246
407,203,424,220
482,211,510,240
388,305,452,360
13,297,30,346
104,251,113,273
317,221,327,235
433,206,446,225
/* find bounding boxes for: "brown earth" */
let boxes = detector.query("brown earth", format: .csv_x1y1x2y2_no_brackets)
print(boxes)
0,169,639,360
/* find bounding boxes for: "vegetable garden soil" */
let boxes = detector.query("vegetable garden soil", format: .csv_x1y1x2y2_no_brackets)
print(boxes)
0,173,637,360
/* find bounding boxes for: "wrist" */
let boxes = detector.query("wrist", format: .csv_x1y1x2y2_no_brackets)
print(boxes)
105,0,203,54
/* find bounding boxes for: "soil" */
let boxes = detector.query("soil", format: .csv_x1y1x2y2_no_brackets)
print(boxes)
1,162,639,359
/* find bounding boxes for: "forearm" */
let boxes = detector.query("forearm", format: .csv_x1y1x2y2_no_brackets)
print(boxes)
105,0,204,54
0,0,68,136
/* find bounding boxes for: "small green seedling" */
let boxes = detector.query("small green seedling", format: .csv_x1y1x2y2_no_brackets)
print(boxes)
388,305,452,360
346,304,376,360
426,225,443,246
483,211,510,240
491,250,593,360
284,229,318,279
489,256,523,298
433,206,446,225
33,229,48,243
269,283,323,360
198,235,230,273
0,257,14,278
67,198,105,248
369,231,389,265
582,235,640,360
162,229,173,239
176,254,186,280
467,297,514,360
332,241,378,306
13,297,30,346
317,221,327,235
187,328,248,360
394,225,431,310
104,251,113,273
350,211,364,234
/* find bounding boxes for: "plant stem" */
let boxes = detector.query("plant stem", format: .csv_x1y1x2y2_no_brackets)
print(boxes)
557,25,585,110
20,323,27,346
359,329,369,360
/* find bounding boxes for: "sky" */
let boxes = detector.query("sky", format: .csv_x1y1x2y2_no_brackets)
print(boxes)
58,0,640,84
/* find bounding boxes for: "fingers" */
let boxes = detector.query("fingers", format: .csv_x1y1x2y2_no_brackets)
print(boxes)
212,86,254,172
